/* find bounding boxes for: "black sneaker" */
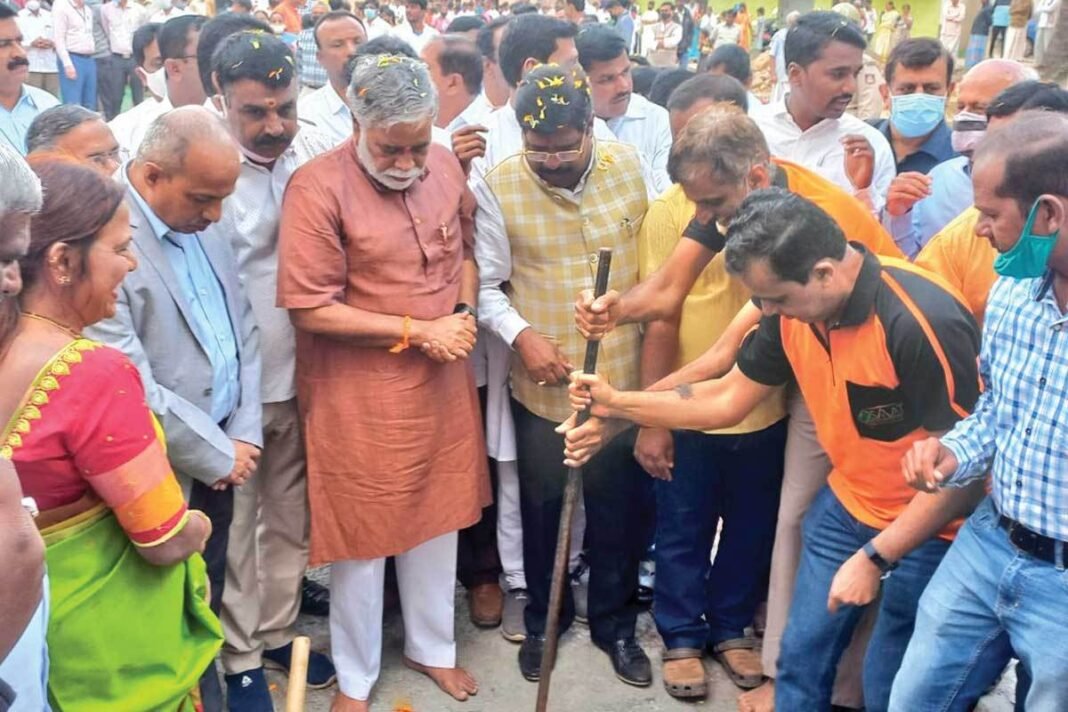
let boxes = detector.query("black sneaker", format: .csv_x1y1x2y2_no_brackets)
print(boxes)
518,634,546,682
595,637,652,687
225,668,273,712
263,642,337,689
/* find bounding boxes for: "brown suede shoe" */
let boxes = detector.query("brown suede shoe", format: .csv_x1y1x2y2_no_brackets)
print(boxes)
712,638,765,690
468,582,503,628
662,648,707,699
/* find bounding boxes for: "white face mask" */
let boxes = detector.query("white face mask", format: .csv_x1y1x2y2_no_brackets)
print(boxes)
143,65,168,100
356,131,424,191
270,23,287,34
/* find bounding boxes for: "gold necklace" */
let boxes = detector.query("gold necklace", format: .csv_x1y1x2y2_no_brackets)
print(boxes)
20,312,83,339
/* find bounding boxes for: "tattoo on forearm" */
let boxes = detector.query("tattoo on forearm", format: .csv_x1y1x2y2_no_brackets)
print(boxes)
674,383,694,400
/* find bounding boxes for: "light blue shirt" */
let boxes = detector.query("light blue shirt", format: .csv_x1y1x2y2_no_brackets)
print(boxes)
886,155,973,258
0,85,60,155
613,13,635,51
0,575,51,712
942,274,1068,541
126,175,241,425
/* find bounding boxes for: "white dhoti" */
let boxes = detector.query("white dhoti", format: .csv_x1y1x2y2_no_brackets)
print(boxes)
1005,26,1028,60
329,531,459,700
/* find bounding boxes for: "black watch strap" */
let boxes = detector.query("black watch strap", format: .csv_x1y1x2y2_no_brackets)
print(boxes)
863,540,898,574
454,303,477,318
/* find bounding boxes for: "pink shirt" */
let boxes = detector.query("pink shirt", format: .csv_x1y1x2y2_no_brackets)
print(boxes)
52,0,95,68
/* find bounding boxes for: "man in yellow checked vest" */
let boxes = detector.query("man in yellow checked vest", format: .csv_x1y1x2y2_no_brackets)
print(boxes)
472,62,655,687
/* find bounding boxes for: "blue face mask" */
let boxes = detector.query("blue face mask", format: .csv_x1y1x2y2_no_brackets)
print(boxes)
994,198,1059,279
889,93,946,139
365,7,378,19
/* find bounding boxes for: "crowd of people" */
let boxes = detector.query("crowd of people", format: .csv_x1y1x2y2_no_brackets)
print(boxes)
0,0,1067,711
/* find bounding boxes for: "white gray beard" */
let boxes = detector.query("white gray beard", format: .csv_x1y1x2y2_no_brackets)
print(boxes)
356,132,423,191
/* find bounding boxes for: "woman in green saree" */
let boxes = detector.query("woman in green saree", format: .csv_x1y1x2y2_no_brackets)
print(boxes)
0,156,222,711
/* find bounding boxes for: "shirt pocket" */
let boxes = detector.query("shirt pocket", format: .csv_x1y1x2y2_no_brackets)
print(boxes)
845,381,916,442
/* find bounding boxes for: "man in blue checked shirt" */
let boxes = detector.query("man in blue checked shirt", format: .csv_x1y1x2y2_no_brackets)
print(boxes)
894,111,1068,712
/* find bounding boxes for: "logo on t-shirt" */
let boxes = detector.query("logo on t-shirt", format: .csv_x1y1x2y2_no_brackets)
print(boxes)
857,402,905,426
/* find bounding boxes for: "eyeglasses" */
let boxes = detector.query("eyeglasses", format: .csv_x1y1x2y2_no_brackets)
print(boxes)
87,147,125,167
523,135,587,164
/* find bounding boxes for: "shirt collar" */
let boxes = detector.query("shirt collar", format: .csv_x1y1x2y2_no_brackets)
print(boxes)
123,163,173,240
875,117,955,162
325,84,350,117
834,243,882,328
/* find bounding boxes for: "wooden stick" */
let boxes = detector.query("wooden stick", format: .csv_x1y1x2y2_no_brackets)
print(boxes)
535,247,613,712
285,635,312,712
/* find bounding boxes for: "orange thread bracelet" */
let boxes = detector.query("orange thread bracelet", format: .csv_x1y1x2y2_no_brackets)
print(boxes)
389,315,412,353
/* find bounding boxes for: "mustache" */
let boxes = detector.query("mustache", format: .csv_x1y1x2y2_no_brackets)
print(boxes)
832,93,853,103
613,91,630,103
7,57,29,71
253,134,291,148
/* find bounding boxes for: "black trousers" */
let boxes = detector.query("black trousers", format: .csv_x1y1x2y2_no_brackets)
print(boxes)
512,398,646,647
189,479,234,712
989,25,1008,57
96,54,141,120
457,386,503,589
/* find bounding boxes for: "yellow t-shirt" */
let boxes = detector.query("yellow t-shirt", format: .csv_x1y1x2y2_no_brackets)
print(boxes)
914,207,996,327
638,184,787,436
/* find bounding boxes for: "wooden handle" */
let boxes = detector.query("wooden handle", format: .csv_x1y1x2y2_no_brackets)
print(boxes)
575,247,613,428
285,636,312,712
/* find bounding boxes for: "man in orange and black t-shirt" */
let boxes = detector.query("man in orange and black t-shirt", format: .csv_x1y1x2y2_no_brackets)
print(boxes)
564,188,986,711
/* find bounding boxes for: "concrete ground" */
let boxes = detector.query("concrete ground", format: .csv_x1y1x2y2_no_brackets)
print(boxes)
261,569,1017,712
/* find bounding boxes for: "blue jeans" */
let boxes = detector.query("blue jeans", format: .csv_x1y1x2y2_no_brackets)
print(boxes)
653,421,786,649
776,486,950,712
57,53,97,110
890,497,1068,712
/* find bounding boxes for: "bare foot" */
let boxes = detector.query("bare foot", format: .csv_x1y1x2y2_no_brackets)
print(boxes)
738,678,774,712
330,691,370,712
402,656,479,701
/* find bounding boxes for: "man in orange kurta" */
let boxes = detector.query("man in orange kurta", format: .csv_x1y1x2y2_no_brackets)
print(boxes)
276,55,489,712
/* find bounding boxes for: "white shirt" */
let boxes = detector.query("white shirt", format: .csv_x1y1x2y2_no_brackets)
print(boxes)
17,9,57,75
747,90,764,117
298,84,351,147
604,92,672,194
1037,0,1061,27
445,92,494,133
202,127,334,404
365,16,392,39
109,95,171,157
710,22,741,48
149,7,192,23
99,0,139,57
754,98,895,214
390,22,438,55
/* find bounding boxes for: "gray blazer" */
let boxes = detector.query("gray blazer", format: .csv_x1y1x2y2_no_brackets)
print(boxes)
87,186,263,487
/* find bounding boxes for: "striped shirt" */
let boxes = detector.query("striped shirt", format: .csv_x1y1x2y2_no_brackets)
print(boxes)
942,273,1068,541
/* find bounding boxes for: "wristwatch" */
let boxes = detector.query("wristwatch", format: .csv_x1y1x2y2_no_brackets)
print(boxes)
454,303,477,319
862,540,897,578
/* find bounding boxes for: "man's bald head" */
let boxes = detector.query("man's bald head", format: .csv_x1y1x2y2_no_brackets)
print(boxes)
137,105,240,172
957,59,1038,115
131,106,240,235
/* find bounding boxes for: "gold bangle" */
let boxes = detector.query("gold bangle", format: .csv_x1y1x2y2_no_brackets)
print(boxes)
389,315,412,353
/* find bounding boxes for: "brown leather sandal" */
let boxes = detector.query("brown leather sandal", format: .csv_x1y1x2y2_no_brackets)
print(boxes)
711,637,765,690
661,647,707,699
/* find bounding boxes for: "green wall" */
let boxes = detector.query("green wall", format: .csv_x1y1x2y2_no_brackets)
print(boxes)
809,0,944,41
